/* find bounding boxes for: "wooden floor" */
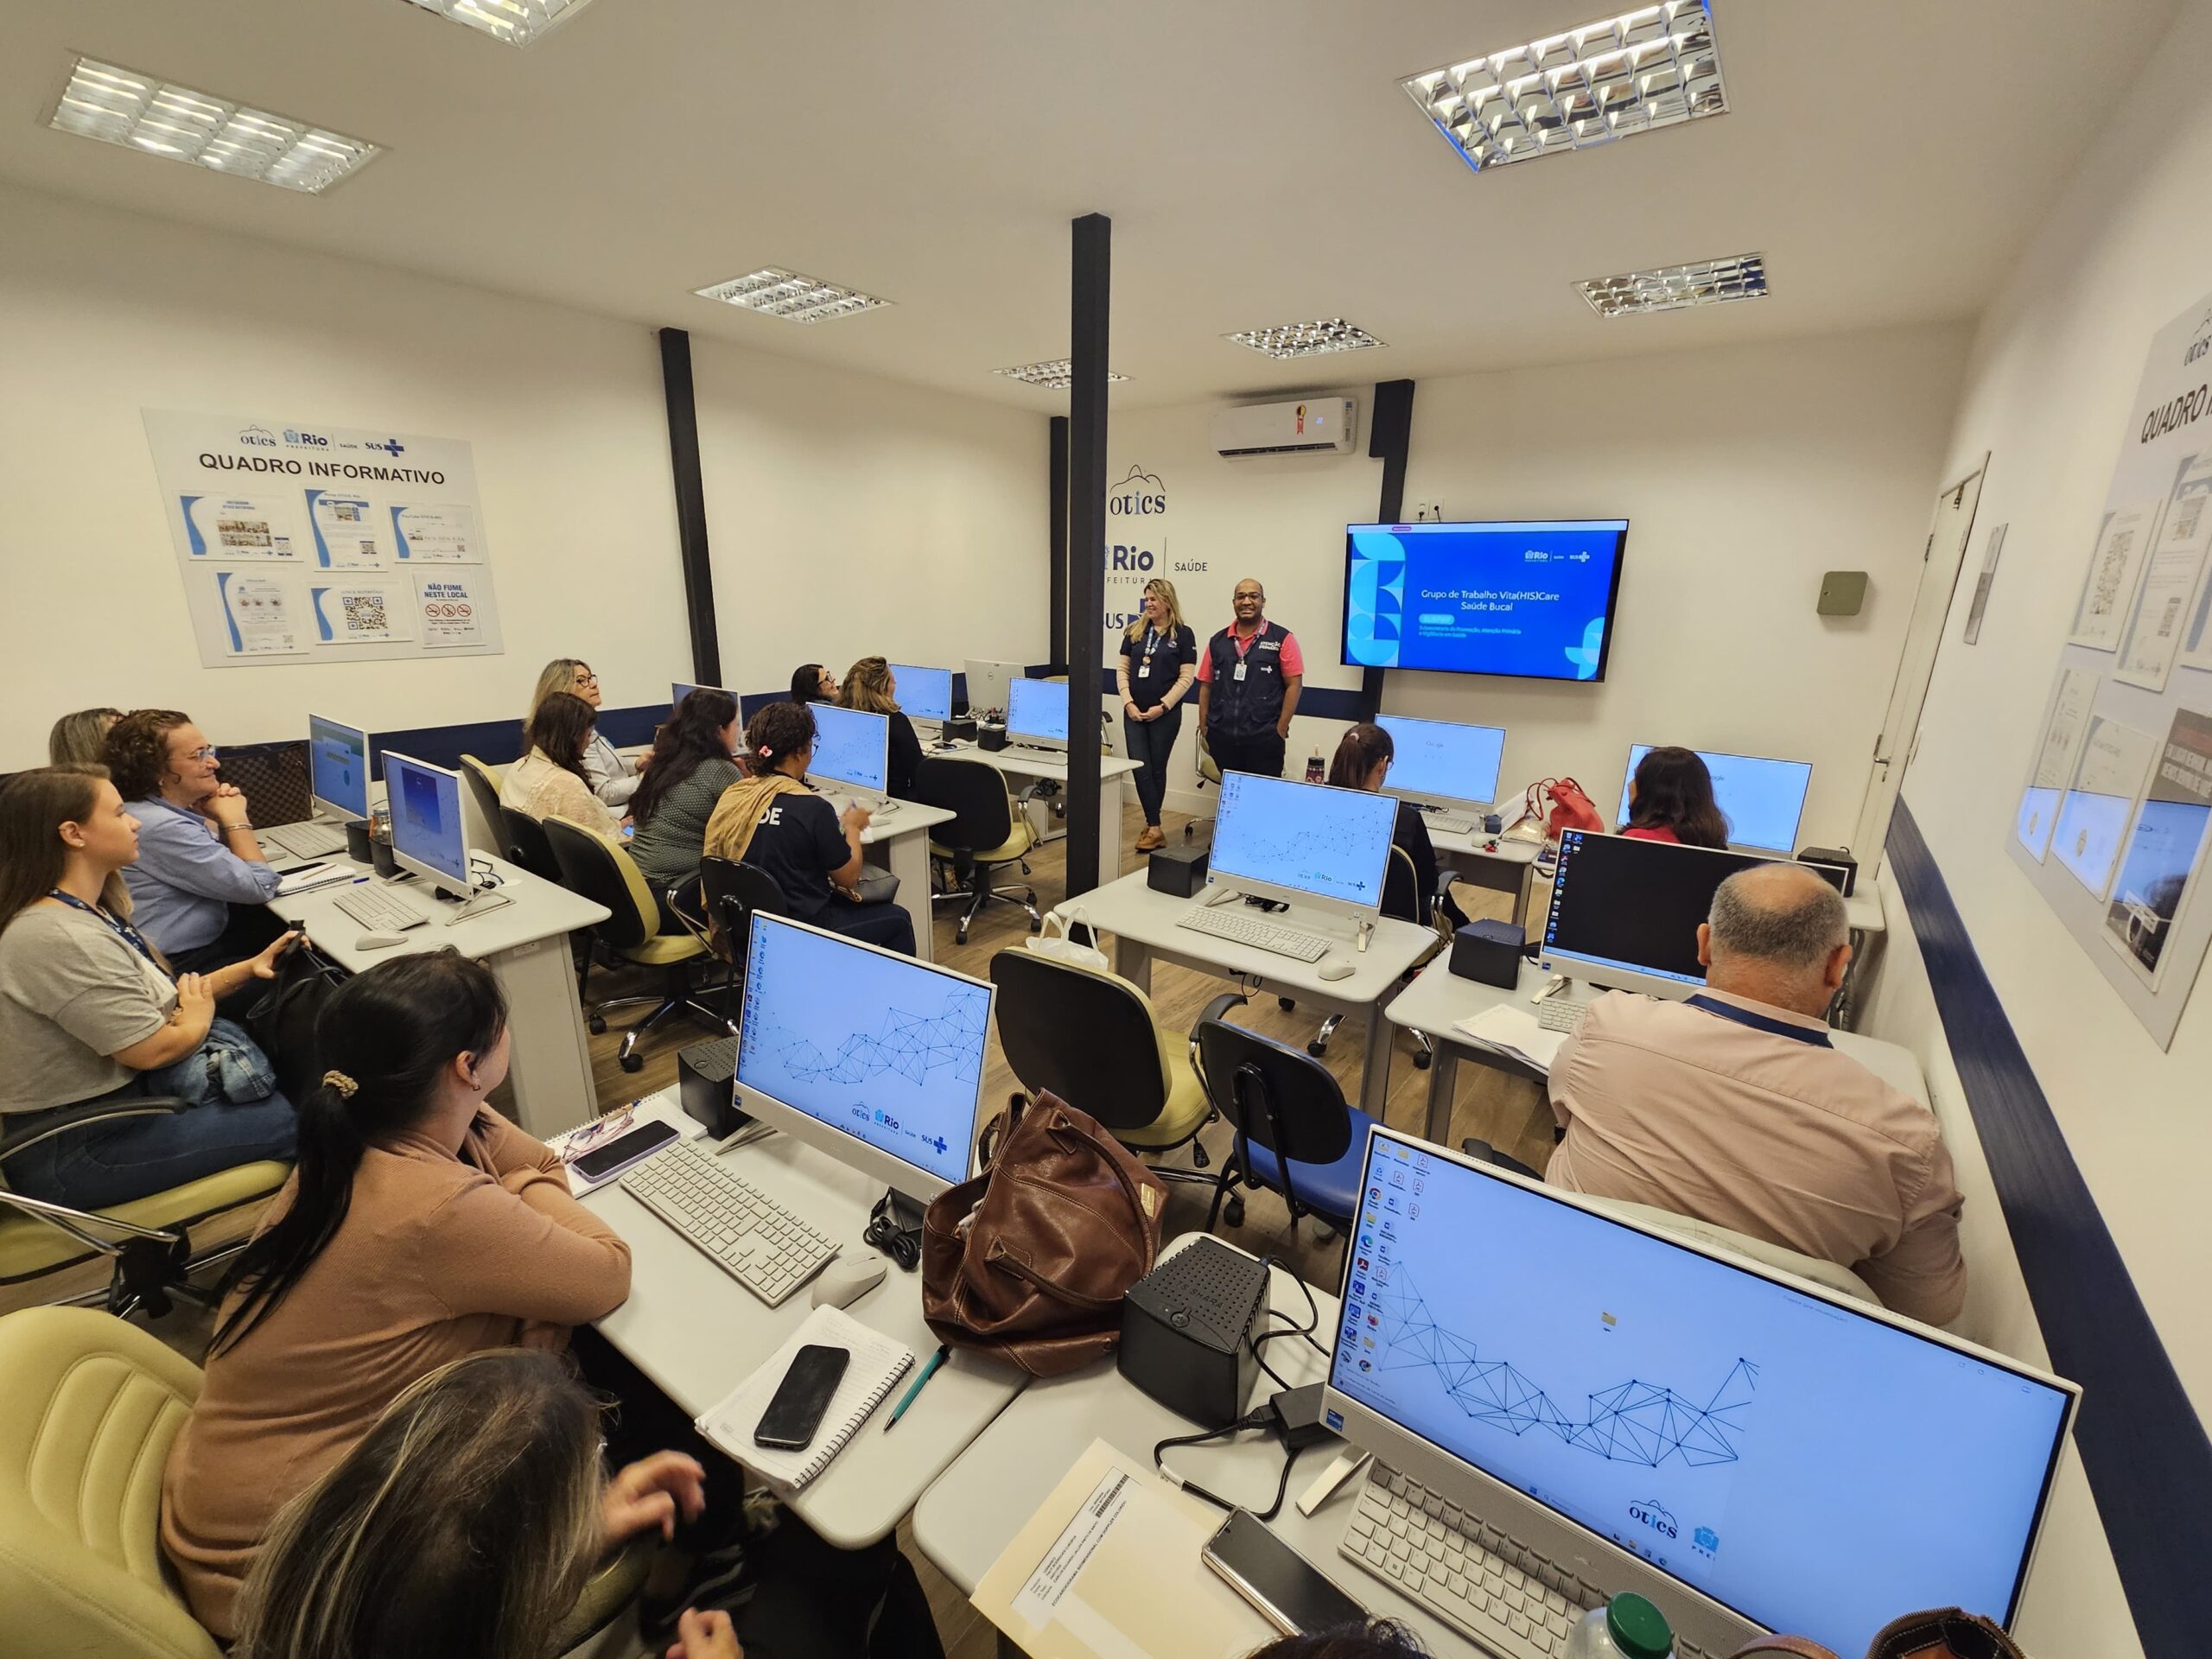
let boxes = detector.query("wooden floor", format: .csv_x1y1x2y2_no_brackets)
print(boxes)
574,799,1559,1659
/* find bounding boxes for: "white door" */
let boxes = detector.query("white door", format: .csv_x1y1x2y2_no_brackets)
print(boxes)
1851,459,1986,856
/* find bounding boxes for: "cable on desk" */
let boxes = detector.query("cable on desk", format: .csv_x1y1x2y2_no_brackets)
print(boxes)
1154,1407,1307,1522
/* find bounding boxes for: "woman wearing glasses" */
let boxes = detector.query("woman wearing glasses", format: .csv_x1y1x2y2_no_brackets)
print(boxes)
527,658,640,807
105,709,286,975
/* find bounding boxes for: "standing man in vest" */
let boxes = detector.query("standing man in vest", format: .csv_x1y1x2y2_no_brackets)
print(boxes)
1197,578,1304,779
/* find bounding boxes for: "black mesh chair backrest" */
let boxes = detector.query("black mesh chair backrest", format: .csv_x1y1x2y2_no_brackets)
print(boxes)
1381,843,1421,925
1195,1014,1354,1170
988,950,1166,1132
220,741,313,827
499,805,563,884
542,817,653,950
912,756,1015,855
458,755,507,839
699,855,788,966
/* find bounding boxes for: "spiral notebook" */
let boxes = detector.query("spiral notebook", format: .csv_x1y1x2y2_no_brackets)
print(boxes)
694,1305,914,1491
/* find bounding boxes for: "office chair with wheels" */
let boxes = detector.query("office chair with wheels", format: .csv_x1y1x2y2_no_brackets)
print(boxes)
1306,844,1453,1067
1192,1009,1380,1245
671,856,788,995
1183,735,1223,843
543,819,729,1074
913,756,1041,946
0,1100,289,1321
987,950,1220,1167
458,753,508,832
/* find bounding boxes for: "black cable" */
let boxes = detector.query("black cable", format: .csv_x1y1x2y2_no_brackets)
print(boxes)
1154,1410,1308,1522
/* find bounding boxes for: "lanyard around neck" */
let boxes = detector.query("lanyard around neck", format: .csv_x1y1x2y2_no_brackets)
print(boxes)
46,888,162,971
1684,993,1832,1048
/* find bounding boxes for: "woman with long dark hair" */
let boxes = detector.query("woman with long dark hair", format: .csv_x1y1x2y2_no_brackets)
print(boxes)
1327,723,1469,928
629,688,744,930
500,690,620,834
160,949,632,1641
1621,745,1731,849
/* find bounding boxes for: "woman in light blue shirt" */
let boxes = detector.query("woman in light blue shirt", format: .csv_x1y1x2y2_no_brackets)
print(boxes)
105,709,284,973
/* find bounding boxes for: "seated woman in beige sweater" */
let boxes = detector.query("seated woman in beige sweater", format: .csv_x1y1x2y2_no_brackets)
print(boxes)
500,690,622,836
160,948,633,1641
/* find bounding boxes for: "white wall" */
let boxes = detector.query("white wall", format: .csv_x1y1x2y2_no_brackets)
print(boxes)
1102,325,1970,836
0,181,690,768
690,340,1047,696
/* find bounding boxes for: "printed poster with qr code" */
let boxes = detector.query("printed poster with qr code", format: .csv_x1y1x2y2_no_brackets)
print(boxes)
143,409,503,668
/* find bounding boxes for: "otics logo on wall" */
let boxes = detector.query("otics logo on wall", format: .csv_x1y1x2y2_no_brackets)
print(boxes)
1103,464,1207,639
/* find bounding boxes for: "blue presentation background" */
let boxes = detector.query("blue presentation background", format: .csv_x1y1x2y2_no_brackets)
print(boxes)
1344,522,1626,680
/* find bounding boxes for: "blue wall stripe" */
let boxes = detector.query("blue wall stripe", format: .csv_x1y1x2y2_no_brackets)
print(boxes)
1886,798,2208,1656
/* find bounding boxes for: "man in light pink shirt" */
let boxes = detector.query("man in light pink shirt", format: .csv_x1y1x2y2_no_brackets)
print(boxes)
1547,861,1967,1325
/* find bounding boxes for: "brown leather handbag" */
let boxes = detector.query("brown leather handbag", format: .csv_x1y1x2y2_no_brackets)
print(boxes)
921,1090,1166,1377
1732,1608,2030,1659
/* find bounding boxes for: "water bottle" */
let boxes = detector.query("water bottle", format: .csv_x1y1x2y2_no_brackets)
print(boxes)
1305,747,1325,783
1563,1592,1675,1659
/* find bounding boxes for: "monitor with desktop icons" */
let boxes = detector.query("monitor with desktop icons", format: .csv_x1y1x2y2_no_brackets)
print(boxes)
1204,771,1399,921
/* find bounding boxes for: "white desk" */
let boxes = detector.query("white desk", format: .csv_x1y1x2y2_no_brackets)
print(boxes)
1384,955,1930,1147
1427,823,1543,926
1051,872,1440,1119
853,800,957,962
931,740,1142,895
269,851,609,1140
912,1234,1483,1657
582,1089,1030,1551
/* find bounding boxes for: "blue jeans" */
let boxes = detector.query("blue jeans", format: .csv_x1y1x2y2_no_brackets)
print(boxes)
5,1084,296,1211
1123,703,1184,828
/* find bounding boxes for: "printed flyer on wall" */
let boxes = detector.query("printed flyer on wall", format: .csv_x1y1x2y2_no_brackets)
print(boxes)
2115,452,2212,690
2106,708,2212,988
2015,665,2100,861
2050,715,2157,901
2067,499,2156,652
144,409,502,668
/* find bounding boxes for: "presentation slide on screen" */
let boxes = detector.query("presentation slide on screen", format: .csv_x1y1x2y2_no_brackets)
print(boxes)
1330,1141,2068,1656
1344,521,1627,681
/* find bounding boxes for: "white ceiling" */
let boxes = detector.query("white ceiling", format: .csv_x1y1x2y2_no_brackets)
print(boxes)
0,0,2180,410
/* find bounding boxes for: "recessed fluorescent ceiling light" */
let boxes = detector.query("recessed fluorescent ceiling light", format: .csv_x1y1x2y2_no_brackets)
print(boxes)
47,57,379,194
995,359,1130,389
1224,319,1386,359
693,268,890,323
1403,0,1726,175
400,0,595,47
1579,251,1767,316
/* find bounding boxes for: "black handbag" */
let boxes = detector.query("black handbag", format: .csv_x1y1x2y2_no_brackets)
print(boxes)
243,942,347,1104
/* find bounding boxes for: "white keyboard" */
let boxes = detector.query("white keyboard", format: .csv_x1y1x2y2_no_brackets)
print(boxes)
1340,1464,1592,1659
1535,996,1590,1034
266,819,351,859
621,1137,839,1306
334,883,429,932
1421,811,1477,836
1176,903,1330,963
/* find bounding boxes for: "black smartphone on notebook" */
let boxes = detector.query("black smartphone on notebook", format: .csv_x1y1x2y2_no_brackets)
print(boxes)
754,1344,851,1450
569,1119,679,1184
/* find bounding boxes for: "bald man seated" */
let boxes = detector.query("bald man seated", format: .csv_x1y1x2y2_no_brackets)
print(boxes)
1546,861,1967,1325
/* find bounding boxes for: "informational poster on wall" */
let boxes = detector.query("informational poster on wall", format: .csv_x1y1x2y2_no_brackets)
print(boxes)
2006,291,2212,1046
143,409,505,669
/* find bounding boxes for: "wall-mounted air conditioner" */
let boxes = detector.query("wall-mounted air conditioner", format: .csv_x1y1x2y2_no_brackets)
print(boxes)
1211,397,1358,458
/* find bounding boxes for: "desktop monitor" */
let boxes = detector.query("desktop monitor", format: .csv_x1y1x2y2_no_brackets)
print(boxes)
734,912,993,1204
1343,519,1630,683
383,753,474,894
1205,772,1398,920
808,704,891,795
887,663,953,724
307,714,370,821
671,680,733,712
964,658,1027,721
1616,744,1814,855
1375,713,1507,813
1539,830,1845,998
1325,1128,2075,1658
1005,677,1070,750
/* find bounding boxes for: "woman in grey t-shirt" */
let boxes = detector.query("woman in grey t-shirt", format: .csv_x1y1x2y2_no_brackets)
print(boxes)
625,687,744,931
0,766,299,1209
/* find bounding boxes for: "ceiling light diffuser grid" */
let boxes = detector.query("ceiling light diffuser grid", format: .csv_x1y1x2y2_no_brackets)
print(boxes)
400,0,596,47
47,57,380,194
995,359,1130,389
1403,0,1726,175
693,268,891,323
1224,319,1386,359
1579,251,1767,317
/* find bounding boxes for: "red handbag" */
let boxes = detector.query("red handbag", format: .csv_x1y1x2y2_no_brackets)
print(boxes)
1529,776,1606,837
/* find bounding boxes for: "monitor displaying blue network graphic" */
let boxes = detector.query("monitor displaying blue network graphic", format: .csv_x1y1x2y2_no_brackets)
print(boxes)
1376,714,1507,810
888,663,954,723
808,704,890,793
736,913,988,1190
308,714,368,819
1329,1132,2072,1656
1343,520,1629,683
1616,744,1813,854
1006,677,1070,743
1208,772,1398,914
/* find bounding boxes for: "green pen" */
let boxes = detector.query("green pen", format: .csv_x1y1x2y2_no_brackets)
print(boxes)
882,1344,950,1433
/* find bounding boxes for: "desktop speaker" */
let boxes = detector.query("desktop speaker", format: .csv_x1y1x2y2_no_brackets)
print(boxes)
944,715,977,741
345,818,374,863
1796,846,1858,897
677,1037,751,1139
1449,918,1525,988
1118,1236,1268,1429
1147,845,1208,898
978,723,1008,753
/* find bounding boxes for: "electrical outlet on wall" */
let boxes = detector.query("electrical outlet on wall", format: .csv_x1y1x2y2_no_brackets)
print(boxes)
1412,499,1444,522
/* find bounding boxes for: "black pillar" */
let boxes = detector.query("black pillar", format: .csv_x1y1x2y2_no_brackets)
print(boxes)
1065,213,1111,897
1049,416,1070,668
1358,378,1416,721
658,327,722,687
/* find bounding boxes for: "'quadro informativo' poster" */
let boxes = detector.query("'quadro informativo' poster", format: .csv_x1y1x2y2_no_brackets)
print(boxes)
143,410,504,670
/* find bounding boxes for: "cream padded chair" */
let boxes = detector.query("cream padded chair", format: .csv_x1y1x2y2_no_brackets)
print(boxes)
0,1305,221,1659
1580,1193,1883,1306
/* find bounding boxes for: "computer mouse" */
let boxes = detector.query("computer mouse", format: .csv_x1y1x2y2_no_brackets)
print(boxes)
810,1255,888,1309
356,931,410,950
1318,960,1356,982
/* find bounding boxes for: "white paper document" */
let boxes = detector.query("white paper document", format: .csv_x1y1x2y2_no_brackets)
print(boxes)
413,571,487,646
2016,667,2100,861
2051,716,2158,900
306,487,389,568
310,580,414,645
2069,500,2157,651
2117,454,2212,689
389,500,480,562
1452,1003,1570,1071
213,570,303,656
180,493,298,560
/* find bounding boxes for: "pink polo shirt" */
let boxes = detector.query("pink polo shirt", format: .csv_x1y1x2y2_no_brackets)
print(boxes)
1196,624,1304,681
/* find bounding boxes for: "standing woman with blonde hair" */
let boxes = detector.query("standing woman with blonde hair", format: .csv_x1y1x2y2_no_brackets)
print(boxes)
836,656,924,798
1117,578,1197,852
528,658,639,808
